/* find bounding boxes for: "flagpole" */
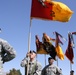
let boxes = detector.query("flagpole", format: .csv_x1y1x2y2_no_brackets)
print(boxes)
57,57,58,66
25,19,32,75
44,54,46,66
70,62,72,71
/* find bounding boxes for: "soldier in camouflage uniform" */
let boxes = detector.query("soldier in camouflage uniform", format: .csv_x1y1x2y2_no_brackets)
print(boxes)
20,50,42,75
41,57,63,75
0,38,16,75
70,70,74,75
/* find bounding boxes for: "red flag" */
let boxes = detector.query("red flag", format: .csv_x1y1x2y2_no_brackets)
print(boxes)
72,32,76,35
31,0,73,22
65,33,74,63
31,0,53,20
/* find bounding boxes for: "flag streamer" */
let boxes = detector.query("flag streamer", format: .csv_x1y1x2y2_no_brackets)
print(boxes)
35,33,57,60
55,32,65,60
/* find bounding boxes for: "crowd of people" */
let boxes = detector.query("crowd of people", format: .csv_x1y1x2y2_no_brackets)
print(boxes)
0,30,74,75
20,50,75,75
0,38,75,75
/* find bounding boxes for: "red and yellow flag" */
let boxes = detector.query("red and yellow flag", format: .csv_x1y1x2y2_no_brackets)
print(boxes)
35,35,48,54
31,0,73,22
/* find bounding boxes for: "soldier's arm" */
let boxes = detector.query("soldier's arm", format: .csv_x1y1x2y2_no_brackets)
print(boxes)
34,62,42,75
2,39,16,63
56,66,63,75
20,57,30,67
41,67,46,75
20,52,31,67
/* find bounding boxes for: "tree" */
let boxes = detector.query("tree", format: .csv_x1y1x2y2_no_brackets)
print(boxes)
6,68,22,75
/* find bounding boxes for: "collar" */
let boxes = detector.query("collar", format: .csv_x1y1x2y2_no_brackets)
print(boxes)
29,59,36,64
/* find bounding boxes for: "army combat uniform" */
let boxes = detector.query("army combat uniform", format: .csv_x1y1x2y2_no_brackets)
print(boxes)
21,57,42,75
0,38,16,75
41,64,63,75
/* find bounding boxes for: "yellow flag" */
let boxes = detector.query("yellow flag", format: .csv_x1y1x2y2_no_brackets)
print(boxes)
56,45,64,60
52,1,73,22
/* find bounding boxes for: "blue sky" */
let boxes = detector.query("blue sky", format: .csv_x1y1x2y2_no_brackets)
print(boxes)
0,0,76,75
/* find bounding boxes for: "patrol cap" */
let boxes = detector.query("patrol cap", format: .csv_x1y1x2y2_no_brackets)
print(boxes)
70,70,74,73
30,50,36,54
48,57,54,60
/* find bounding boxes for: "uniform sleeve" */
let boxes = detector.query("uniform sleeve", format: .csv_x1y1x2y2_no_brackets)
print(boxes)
41,67,46,75
20,57,30,67
2,39,16,63
56,66,63,75
34,62,42,75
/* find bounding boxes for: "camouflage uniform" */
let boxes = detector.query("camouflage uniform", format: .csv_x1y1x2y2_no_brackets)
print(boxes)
41,64,63,75
0,38,16,75
21,57,42,75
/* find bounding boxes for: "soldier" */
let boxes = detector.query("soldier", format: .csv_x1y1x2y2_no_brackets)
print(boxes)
0,38,16,74
41,57,63,75
0,38,16,63
20,50,42,75
70,70,74,75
